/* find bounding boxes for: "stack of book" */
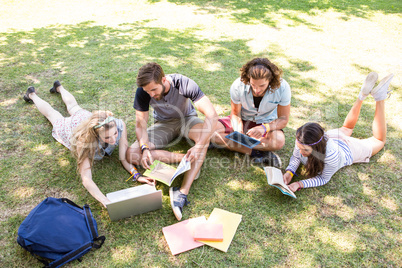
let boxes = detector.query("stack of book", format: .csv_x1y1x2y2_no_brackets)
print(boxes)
162,208,242,255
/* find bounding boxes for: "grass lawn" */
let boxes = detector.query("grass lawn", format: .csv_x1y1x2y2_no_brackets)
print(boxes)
0,0,401,267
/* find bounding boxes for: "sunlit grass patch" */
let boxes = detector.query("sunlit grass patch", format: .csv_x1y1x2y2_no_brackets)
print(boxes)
0,0,401,267
315,227,357,252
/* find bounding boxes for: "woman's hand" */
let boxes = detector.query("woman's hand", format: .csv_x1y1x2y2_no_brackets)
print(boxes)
102,199,111,208
283,172,293,184
137,176,155,186
288,182,300,192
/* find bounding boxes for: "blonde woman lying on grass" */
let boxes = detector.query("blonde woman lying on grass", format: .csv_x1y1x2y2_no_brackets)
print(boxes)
23,81,178,207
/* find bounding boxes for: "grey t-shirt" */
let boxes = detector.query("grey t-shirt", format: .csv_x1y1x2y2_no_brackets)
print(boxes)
133,74,205,121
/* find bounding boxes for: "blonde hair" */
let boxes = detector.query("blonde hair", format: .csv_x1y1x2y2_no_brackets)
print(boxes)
70,110,116,170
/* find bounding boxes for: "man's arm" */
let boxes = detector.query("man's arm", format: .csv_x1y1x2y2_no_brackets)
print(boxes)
186,96,218,162
194,96,218,144
268,104,290,131
135,110,153,169
230,100,243,133
247,104,290,139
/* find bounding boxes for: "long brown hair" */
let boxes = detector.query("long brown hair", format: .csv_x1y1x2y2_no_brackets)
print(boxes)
240,57,283,93
70,110,116,170
296,122,327,178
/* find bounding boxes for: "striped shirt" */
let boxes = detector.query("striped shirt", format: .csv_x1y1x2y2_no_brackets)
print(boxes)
285,136,353,188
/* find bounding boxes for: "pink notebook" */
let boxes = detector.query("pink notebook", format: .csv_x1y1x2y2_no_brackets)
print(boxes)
197,208,242,252
194,222,223,242
162,216,206,255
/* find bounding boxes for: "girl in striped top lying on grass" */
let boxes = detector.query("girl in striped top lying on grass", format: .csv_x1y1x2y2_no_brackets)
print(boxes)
284,72,393,192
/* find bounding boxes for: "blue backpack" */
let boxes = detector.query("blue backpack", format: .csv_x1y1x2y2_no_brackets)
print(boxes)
17,197,105,268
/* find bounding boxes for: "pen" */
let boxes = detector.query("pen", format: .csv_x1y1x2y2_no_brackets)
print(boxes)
125,173,134,182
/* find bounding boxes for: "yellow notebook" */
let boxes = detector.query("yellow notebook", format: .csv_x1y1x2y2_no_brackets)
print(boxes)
196,208,242,252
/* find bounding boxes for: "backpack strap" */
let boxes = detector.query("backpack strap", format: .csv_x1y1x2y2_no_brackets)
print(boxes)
83,204,106,248
61,198,82,209
83,204,97,240
47,241,93,268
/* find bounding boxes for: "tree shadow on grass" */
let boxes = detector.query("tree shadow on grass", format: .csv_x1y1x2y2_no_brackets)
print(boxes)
149,0,401,28
1,21,401,267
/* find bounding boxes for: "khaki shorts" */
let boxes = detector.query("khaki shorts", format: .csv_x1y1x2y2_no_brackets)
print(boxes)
147,116,204,149
326,129,372,163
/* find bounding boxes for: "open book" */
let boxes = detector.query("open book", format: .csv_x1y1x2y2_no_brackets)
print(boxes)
143,157,191,186
264,166,296,198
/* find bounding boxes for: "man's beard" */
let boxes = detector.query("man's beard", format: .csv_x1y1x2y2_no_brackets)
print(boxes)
251,86,269,97
153,84,166,101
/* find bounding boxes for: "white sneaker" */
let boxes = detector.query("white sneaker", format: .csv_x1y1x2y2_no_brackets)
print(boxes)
358,72,378,100
371,73,394,101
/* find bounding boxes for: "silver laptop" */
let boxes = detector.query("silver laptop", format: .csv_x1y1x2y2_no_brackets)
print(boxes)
106,184,162,221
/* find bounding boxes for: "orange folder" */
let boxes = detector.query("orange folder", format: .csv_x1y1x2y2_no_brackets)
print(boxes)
193,222,223,242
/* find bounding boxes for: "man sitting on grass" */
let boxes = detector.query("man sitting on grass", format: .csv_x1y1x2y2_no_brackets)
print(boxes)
126,62,218,221
211,57,291,168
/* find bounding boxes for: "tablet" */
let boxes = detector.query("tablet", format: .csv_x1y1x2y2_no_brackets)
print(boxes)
225,131,261,149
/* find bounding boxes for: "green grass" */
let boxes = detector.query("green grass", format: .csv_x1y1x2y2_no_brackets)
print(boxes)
0,0,401,267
